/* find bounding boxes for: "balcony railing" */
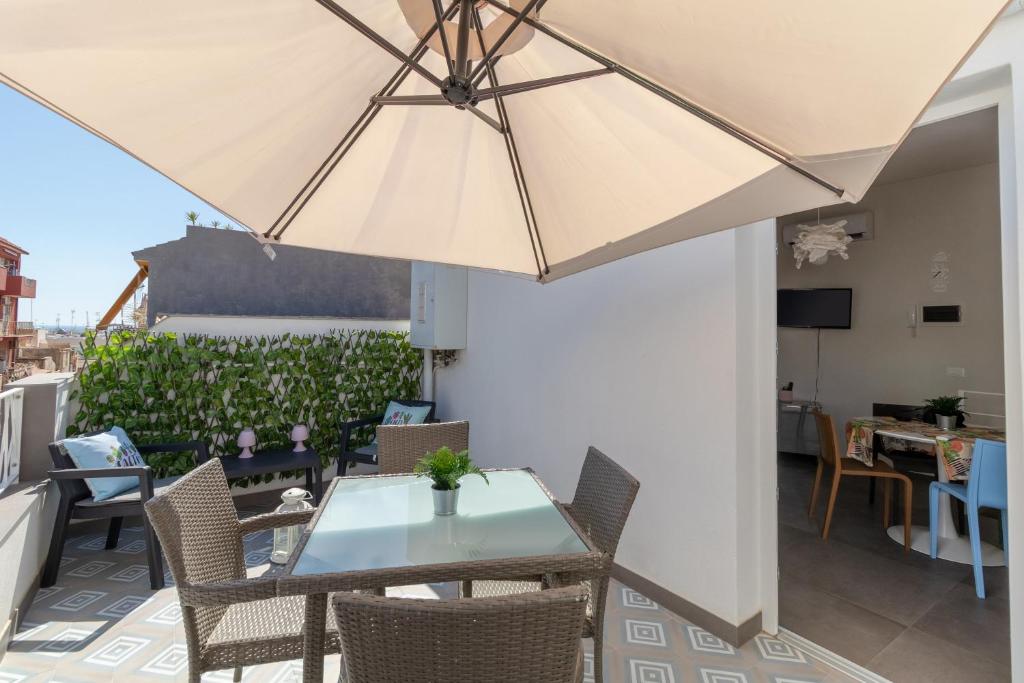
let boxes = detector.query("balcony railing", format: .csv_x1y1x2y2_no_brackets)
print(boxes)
2,275,35,298
0,386,24,495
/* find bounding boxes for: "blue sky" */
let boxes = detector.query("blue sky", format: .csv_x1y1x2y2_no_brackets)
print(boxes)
0,84,231,328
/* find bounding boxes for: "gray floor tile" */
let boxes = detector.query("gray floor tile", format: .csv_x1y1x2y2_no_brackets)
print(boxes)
868,628,1010,682
779,574,904,667
912,582,1011,666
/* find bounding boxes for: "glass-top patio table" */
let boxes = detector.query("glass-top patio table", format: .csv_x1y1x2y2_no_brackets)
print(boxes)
276,468,606,682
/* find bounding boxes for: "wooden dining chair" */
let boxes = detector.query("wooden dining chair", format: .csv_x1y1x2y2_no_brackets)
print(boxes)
808,411,913,550
376,420,469,474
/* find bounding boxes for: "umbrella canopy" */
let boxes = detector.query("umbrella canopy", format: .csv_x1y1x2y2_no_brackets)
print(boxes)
0,0,1008,280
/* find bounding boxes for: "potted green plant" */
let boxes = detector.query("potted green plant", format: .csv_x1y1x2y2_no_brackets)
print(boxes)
925,395,965,430
414,446,488,516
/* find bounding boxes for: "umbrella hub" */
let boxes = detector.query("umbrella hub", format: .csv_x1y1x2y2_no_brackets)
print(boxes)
441,76,478,106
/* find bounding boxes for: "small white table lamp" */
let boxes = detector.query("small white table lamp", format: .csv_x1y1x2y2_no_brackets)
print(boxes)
291,424,309,452
237,428,257,459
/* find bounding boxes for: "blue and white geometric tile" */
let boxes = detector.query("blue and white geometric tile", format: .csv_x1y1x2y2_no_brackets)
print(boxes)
113,538,148,554
140,643,189,676
82,635,150,667
30,627,96,657
684,625,736,656
621,587,660,610
697,667,750,683
50,590,107,612
755,635,807,664
146,602,183,626
67,560,116,579
628,657,678,683
106,563,151,583
96,595,152,619
624,619,668,647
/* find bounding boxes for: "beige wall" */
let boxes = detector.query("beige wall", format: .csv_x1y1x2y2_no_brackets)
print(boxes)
777,162,1003,445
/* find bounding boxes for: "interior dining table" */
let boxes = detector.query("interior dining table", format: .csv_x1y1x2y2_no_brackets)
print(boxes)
275,467,605,683
850,416,1006,565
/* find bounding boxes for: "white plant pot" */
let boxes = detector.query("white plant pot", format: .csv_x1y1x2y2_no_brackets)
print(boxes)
432,485,460,516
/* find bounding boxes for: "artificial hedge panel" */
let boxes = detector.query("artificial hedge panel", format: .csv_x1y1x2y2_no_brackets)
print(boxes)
69,329,423,483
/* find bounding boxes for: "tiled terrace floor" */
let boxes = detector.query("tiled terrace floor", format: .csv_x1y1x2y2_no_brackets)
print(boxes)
4,501,862,683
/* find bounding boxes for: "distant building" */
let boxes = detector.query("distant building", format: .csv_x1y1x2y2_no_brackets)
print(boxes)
0,237,37,382
101,225,410,334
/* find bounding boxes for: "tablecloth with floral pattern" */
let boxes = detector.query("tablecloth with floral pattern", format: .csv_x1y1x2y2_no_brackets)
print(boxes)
845,416,1005,481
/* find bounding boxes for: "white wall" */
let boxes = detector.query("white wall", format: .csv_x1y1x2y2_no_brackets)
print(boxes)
150,315,409,337
435,221,776,628
777,163,1003,441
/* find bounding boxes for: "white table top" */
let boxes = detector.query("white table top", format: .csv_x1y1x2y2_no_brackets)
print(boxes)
291,469,590,576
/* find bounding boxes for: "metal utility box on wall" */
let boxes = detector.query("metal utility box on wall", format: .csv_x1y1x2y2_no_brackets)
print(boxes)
410,262,468,350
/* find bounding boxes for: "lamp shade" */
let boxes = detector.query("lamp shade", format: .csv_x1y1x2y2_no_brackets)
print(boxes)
290,424,310,442
237,428,257,448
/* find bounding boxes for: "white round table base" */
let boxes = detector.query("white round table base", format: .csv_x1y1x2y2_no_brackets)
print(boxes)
887,525,1005,566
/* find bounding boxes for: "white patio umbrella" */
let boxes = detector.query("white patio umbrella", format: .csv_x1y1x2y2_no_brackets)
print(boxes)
0,0,1009,280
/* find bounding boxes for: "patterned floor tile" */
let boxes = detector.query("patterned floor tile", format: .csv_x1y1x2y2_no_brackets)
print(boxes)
0,508,868,682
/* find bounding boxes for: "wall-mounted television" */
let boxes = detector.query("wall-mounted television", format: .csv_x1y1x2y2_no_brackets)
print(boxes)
777,288,852,329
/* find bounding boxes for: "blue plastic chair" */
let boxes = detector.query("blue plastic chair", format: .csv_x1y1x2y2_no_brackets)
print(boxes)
929,438,1008,598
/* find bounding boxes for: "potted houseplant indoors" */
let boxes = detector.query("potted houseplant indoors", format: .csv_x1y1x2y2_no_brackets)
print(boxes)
414,446,488,516
925,395,966,430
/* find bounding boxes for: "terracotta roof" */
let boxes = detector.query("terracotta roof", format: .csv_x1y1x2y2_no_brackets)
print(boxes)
0,236,28,256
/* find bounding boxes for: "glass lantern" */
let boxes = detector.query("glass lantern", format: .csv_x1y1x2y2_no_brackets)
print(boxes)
270,487,313,564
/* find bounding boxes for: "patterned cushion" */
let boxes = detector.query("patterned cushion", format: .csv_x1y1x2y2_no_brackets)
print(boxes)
61,427,146,502
371,402,432,444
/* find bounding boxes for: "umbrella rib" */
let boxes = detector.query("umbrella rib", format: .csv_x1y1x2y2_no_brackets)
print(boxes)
481,0,846,198
475,68,613,99
431,0,456,78
467,0,545,83
464,105,505,133
269,1,460,239
313,0,442,88
473,8,548,277
372,94,449,105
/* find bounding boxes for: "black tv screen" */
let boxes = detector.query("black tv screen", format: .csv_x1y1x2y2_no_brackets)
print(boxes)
777,288,852,329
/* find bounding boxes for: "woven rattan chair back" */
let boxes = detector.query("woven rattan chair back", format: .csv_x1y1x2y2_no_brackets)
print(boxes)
569,447,640,557
376,420,470,475
145,459,245,650
332,586,588,683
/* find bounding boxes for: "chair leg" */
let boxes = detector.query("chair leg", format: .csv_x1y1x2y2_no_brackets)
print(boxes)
591,578,608,683
461,580,473,598
1001,508,1009,558
41,499,73,588
105,517,123,550
143,515,165,590
882,479,892,529
233,665,243,682
967,507,986,598
929,483,940,559
821,469,841,541
808,459,824,518
901,479,912,552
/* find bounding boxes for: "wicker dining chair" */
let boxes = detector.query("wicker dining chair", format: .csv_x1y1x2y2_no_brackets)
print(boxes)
144,458,340,682
332,586,589,683
462,447,640,683
376,420,470,474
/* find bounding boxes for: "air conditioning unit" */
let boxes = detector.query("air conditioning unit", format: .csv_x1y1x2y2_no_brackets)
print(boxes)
781,211,874,246
410,262,468,350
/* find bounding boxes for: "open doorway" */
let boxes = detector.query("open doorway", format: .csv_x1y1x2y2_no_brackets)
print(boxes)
775,107,1011,681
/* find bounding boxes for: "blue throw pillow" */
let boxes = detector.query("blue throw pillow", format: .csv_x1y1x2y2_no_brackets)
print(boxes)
371,401,433,444
62,427,146,502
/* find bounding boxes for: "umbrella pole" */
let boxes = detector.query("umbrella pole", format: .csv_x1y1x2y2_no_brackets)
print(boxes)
454,0,473,79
